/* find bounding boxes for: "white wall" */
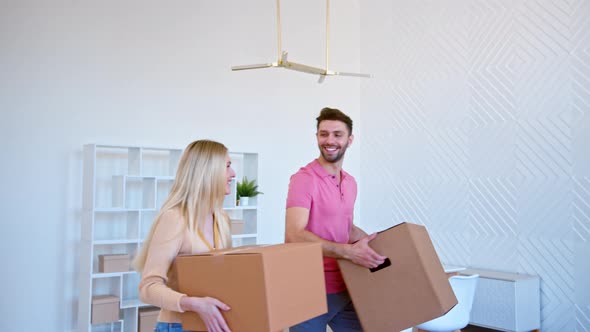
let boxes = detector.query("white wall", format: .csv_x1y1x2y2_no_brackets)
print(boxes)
359,0,590,331
6,1,587,331
0,1,361,330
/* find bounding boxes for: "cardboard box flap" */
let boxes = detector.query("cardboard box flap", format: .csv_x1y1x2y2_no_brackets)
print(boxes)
178,243,318,258
177,244,268,258
227,242,319,255
376,222,403,234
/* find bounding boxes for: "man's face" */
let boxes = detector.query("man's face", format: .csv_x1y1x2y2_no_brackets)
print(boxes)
316,120,353,163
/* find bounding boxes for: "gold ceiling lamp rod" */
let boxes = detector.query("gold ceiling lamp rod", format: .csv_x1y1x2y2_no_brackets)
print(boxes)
231,0,370,81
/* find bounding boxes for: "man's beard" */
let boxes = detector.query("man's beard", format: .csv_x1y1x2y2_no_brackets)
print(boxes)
320,143,349,163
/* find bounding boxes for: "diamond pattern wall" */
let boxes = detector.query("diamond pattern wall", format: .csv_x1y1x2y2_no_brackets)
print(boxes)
360,0,590,330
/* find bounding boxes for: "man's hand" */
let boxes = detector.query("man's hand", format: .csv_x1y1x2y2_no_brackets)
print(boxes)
345,233,387,269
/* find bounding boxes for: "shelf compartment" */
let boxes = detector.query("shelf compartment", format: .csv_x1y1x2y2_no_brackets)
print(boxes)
94,147,139,209
124,177,156,210
93,243,138,274
156,179,173,209
93,271,137,279
121,299,151,309
227,152,260,210
91,320,123,332
92,276,121,299
141,148,182,177
122,273,141,307
224,205,257,211
242,210,257,234
139,210,158,241
121,308,137,332
94,208,157,212
232,236,257,247
94,239,140,245
227,209,257,234
231,233,258,239
94,211,139,242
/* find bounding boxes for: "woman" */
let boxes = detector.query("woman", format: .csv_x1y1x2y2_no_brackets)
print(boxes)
134,140,236,332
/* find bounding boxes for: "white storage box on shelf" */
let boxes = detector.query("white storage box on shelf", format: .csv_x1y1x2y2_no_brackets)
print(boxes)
78,144,260,332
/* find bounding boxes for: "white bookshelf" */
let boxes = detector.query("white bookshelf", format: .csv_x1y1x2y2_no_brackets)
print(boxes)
79,144,259,332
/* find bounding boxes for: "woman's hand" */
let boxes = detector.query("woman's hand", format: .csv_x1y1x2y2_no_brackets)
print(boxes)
180,296,232,332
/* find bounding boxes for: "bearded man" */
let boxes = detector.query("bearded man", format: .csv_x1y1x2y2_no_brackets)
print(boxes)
285,107,386,332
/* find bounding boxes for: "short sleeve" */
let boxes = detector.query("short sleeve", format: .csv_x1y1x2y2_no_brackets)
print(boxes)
286,171,314,209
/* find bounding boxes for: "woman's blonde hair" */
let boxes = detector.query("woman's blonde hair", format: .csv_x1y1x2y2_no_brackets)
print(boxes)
134,140,232,272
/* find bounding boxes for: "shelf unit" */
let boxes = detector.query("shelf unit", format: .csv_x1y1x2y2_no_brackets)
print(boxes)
79,144,259,332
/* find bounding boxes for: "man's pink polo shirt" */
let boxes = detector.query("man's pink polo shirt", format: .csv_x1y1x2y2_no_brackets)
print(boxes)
286,159,357,294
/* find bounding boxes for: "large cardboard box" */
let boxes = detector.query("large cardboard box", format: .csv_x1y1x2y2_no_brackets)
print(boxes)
174,243,327,332
338,222,457,332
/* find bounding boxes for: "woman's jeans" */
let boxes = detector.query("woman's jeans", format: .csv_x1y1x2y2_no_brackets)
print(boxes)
290,290,363,332
153,322,188,332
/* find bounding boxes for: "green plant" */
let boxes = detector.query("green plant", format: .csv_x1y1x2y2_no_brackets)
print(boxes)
236,176,263,199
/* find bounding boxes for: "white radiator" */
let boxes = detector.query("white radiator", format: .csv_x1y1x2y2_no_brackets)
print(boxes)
461,268,540,332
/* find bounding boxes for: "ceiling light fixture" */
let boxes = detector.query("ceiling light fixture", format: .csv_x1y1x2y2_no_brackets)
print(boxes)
231,0,370,82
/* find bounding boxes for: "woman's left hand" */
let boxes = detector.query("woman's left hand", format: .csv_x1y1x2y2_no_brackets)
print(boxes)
180,295,232,332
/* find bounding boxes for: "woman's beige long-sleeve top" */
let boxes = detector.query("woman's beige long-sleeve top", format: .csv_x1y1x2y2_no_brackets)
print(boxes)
138,208,230,323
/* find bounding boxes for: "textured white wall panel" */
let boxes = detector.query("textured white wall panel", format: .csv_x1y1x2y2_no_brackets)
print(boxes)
360,0,590,330
573,178,590,242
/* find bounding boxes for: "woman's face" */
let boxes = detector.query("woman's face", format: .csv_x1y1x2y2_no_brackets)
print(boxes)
225,153,236,195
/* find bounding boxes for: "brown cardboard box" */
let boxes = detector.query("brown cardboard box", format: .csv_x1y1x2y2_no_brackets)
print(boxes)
338,222,457,332
138,307,160,332
91,295,119,324
174,243,327,332
98,254,130,273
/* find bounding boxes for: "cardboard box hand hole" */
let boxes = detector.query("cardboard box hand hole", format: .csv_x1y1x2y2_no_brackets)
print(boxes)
369,257,392,273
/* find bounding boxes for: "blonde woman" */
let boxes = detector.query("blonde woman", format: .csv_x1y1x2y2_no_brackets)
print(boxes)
134,140,236,332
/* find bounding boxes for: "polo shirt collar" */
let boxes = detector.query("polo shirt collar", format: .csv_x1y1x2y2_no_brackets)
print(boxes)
311,159,348,180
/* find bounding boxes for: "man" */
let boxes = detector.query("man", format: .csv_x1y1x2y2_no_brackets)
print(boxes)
285,107,386,332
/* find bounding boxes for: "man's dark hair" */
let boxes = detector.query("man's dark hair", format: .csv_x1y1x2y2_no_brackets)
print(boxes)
316,107,353,135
